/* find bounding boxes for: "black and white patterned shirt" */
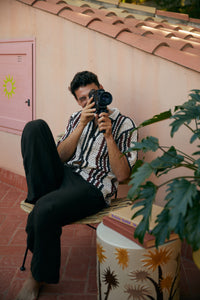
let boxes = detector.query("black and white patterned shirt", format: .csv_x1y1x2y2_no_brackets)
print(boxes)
57,108,137,205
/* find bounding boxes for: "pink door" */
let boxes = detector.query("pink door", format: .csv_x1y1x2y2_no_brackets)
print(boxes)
0,39,35,134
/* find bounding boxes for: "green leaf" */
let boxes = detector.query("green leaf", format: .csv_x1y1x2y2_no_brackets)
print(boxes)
165,179,197,229
128,163,153,199
184,195,200,251
194,158,200,177
190,129,200,143
193,145,200,156
193,151,200,155
152,209,172,246
131,182,157,243
150,146,184,176
189,90,200,103
129,159,144,176
170,100,200,137
138,110,172,129
128,136,159,153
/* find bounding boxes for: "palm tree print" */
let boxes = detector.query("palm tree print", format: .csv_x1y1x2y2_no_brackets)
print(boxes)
97,243,107,300
129,270,150,282
160,274,173,293
127,247,180,299
141,247,173,300
124,284,153,300
97,243,107,263
115,247,129,270
142,248,172,272
103,267,119,300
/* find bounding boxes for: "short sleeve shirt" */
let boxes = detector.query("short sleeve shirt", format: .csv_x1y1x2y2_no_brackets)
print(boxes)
57,108,137,205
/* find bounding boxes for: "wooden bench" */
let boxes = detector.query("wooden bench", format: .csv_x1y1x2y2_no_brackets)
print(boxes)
20,190,132,271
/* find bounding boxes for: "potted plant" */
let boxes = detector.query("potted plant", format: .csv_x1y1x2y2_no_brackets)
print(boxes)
127,89,200,268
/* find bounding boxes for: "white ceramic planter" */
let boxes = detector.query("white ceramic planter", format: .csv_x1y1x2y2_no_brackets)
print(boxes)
97,223,181,300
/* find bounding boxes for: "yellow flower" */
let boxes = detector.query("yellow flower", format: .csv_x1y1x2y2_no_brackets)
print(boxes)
115,248,129,269
142,247,172,271
160,274,173,293
97,243,107,263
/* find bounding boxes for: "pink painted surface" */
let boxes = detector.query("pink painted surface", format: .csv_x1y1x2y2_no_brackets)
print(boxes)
0,40,34,135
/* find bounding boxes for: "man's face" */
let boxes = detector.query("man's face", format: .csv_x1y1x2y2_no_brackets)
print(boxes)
75,83,99,108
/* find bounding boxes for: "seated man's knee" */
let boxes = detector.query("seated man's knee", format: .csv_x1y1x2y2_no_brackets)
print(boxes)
23,119,47,134
22,119,50,143
34,199,55,231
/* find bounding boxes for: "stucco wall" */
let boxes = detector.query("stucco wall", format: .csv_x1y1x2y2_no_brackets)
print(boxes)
0,0,199,194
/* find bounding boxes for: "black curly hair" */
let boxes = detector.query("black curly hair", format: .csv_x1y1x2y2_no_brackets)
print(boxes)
70,71,100,99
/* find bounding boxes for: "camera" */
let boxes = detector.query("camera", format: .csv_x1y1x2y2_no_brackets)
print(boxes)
89,89,112,114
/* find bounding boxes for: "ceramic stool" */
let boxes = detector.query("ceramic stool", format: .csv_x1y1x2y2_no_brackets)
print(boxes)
96,222,181,300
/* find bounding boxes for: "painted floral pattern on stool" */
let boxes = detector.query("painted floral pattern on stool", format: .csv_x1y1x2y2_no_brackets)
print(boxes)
97,240,180,300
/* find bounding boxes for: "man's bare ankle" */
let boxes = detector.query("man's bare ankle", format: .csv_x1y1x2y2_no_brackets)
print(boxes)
15,272,44,300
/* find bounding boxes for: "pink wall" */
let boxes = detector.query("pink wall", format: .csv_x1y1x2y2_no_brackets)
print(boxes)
0,0,199,203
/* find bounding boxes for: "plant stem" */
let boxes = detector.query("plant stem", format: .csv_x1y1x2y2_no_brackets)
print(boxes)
157,176,200,189
183,121,197,135
159,146,195,163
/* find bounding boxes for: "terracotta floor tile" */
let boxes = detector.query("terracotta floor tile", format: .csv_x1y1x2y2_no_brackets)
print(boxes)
64,255,91,280
0,187,22,208
42,279,86,294
3,278,24,300
0,180,200,299
86,267,98,293
0,267,17,293
0,182,10,200
10,228,27,246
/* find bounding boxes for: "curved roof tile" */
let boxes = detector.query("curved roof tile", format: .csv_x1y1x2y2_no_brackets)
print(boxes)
33,1,70,15
59,9,102,27
16,0,200,73
156,9,189,21
154,45,200,72
88,20,131,38
116,31,169,54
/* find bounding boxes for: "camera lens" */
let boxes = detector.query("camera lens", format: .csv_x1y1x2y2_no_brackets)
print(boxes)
100,92,112,106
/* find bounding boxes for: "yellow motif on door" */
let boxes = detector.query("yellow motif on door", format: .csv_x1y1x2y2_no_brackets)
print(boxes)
3,75,16,99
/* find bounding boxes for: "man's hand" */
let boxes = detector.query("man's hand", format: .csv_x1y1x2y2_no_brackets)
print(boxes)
97,112,112,137
97,112,131,182
80,97,96,127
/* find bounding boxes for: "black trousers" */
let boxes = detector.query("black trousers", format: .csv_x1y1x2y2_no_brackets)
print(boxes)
21,119,106,283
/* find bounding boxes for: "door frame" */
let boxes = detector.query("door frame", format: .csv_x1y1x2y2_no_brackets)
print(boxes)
0,38,35,135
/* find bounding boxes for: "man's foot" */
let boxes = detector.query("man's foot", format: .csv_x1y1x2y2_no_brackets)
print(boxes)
15,273,43,300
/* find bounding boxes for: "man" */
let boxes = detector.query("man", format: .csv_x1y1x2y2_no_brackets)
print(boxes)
16,71,137,300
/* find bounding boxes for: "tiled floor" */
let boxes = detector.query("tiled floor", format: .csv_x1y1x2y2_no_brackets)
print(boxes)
0,180,200,300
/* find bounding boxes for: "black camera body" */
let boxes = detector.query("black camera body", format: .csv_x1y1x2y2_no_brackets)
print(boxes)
89,89,112,114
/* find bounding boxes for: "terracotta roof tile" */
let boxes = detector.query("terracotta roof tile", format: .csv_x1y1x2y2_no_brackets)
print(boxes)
16,0,200,73
58,8,101,27
119,2,156,15
97,0,119,5
154,45,200,72
156,9,189,21
68,6,95,15
123,18,145,27
88,20,131,38
18,0,38,5
64,0,90,7
116,31,169,54
87,8,117,17
33,1,70,15
182,45,200,55
190,18,200,25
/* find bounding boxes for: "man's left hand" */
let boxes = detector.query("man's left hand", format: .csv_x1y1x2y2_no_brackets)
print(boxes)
97,112,112,137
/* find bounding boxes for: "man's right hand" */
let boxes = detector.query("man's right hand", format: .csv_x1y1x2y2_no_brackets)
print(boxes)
79,96,96,127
